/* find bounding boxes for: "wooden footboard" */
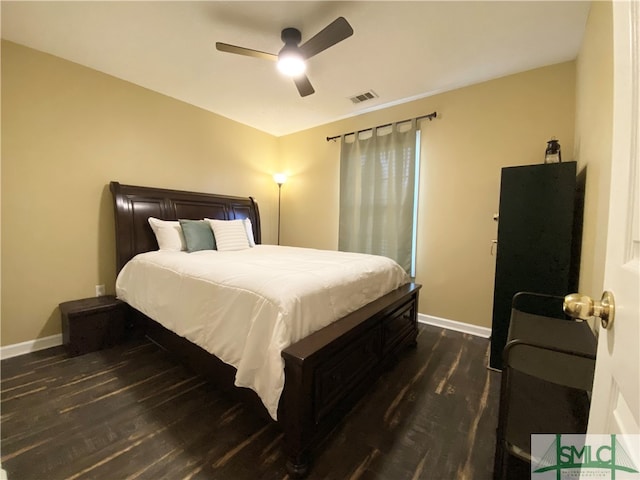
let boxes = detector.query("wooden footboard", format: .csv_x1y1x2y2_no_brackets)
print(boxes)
280,282,421,476
132,282,420,477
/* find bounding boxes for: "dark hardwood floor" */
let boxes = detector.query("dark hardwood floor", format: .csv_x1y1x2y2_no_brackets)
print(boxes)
1,324,500,480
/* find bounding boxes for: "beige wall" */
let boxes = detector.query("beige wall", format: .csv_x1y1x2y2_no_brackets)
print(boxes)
4,29,609,344
573,1,613,300
279,62,577,328
1,41,279,346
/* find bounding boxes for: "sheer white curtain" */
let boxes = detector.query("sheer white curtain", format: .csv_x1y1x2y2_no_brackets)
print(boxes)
338,120,417,272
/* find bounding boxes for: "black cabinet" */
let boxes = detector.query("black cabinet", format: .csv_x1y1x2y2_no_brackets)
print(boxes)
490,162,581,370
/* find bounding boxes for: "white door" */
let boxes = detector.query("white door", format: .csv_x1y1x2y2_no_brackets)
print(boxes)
587,0,639,441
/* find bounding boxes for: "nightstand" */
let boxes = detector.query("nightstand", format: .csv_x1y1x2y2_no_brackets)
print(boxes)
59,295,129,356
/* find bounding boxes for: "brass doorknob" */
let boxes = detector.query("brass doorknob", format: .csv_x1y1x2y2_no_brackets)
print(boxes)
563,291,615,329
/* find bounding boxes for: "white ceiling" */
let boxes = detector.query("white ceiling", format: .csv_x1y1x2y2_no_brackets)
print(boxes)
2,1,590,137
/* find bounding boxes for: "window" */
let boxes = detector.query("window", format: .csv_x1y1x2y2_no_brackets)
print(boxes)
339,120,419,274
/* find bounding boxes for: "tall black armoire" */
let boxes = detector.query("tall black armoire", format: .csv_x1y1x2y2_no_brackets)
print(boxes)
489,161,581,370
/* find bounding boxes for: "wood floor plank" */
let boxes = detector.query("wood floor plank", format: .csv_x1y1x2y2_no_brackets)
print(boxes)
1,325,500,479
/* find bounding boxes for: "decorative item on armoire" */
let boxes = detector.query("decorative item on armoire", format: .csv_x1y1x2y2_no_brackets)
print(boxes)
544,138,562,163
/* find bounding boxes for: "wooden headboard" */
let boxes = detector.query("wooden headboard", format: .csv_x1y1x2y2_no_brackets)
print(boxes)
110,181,261,273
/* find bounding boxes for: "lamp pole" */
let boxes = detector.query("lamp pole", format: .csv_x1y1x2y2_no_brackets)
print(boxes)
277,182,282,245
273,173,286,245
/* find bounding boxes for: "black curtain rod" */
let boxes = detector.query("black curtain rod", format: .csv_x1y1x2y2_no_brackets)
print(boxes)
326,111,437,142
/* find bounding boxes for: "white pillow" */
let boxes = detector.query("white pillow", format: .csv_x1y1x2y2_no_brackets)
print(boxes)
148,217,186,251
207,219,251,251
244,218,256,247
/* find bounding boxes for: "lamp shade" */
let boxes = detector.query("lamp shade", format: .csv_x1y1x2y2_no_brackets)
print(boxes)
273,173,287,185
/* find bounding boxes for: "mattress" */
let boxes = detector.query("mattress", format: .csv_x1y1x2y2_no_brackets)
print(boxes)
115,245,410,419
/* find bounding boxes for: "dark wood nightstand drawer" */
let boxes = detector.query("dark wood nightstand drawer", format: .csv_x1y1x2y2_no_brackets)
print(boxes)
59,296,128,356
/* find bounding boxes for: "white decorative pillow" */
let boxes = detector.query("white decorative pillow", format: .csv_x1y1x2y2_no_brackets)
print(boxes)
244,218,256,247
148,217,186,251
207,219,251,251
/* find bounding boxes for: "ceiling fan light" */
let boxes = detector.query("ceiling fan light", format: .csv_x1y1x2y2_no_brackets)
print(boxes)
277,52,306,77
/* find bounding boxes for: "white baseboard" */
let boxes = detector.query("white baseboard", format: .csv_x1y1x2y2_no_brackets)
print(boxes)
418,313,491,338
0,334,63,360
0,315,489,360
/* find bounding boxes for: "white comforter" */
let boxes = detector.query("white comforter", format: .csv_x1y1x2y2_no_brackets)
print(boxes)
115,245,410,419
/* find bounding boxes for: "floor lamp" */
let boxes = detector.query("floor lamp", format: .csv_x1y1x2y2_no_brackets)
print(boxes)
273,173,287,245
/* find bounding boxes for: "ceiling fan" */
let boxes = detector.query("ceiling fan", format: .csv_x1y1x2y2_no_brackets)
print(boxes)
216,17,354,97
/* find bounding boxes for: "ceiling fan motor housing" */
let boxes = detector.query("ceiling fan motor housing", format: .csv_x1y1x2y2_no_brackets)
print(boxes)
277,27,305,77
281,28,302,45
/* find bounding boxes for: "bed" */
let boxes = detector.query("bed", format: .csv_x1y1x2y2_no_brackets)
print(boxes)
110,181,421,477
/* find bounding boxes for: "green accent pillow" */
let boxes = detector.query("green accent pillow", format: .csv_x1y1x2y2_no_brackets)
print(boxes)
178,220,216,252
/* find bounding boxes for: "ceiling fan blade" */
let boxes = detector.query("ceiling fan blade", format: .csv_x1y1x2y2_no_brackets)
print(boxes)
216,42,278,62
294,75,315,97
299,17,353,59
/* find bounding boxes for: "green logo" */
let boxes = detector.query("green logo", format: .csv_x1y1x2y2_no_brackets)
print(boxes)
532,434,640,479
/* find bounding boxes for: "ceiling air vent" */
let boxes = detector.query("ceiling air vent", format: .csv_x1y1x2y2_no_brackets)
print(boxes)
349,90,378,104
